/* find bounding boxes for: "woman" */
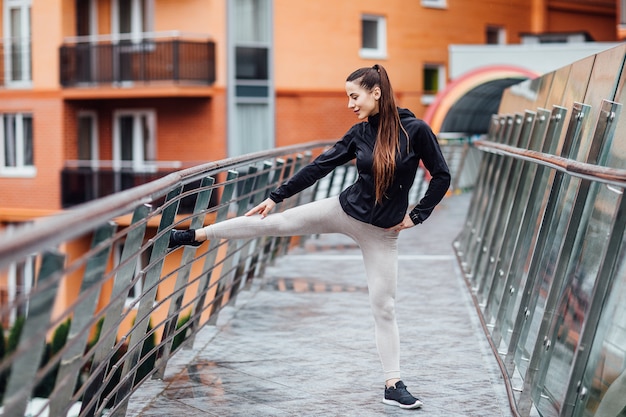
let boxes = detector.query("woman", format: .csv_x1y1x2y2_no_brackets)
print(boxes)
170,64,451,410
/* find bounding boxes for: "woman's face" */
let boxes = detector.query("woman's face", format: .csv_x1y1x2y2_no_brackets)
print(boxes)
346,81,380,120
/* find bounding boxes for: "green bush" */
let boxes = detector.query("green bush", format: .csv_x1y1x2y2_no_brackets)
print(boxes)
7,316,25,353
34,318,71,398
134,320,156,386
88,317,104,351
0,316,28,402
172,314,191,351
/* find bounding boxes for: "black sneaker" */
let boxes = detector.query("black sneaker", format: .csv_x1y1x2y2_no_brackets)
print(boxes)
168,229,201,249
383,381,423,409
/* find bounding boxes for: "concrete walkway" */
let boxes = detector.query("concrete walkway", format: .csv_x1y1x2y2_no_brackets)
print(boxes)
127,193,514,417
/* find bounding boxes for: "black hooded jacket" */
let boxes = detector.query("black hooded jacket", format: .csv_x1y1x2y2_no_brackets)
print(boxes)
269,108,451,228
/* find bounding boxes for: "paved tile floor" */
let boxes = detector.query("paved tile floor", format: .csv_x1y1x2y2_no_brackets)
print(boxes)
127,193,514,416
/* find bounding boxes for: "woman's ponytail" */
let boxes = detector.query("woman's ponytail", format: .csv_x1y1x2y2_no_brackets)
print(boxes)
371,65,401,204
346,64,401,204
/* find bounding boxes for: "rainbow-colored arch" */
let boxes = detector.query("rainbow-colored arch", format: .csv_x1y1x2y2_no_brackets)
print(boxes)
423,65,540,133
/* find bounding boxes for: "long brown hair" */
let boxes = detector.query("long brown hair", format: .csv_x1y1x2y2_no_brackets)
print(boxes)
346,64,401,203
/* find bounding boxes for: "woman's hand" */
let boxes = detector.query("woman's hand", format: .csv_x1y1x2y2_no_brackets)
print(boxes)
388,214,415,233
245,198,276,218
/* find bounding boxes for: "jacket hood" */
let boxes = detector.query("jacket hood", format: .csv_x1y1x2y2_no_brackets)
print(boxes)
398,107,416,119
368,107,416,127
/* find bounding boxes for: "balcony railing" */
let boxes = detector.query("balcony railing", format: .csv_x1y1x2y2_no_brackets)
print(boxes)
60,32,216,87
62,161,182,209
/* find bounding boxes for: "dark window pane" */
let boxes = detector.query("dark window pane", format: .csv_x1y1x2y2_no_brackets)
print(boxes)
236,46,268,80
78,116,93,160
120,115,134,162
424,67,439,93
119,0,132,34
4,115,16,167
486,27,500,44
362,20,378,49
76,0,91,36
236,85,269,97
23,115,33,166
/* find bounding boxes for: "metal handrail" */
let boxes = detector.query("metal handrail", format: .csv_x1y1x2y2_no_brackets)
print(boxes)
0,139,436,417
0,141,331,272
0,141,330,417
475,139,626,188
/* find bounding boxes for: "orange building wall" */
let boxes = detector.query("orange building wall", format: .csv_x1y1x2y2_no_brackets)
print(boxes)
154,94,228,163
547,10,617,41
273,0,534,146
275,93,355,146
32,0,64,90
274,0,534,90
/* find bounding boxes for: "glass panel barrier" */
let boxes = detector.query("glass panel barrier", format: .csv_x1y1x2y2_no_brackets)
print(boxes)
526,100,622,417
471,113,526,302
574,226,626,417
454,44,626,417
483,109,546,325
508,103,591,382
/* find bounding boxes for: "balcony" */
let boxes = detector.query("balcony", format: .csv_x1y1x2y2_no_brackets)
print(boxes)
59,33,216,88
61,161,215,212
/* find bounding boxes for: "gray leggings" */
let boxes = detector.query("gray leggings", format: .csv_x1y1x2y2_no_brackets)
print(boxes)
200,196,401,381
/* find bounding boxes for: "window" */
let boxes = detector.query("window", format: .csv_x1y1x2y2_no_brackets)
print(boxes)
113,110,156,172
0,113,34,177
3,0,32,86
233,0,271,98
229,0,274,157
422,64,445,105
236,47,269,80
421,0,447,9
112,0,153,42
360,15,386,59
78,112,99,165
111,0,154,82
2,224,35,325
486,26,506,45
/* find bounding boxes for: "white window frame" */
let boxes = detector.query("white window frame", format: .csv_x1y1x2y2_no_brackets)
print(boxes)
112,109,156,172
111,0,154,43
5,232,35,325
359,14,387,60
3,0,32,88
77,111,99,168
421,0,447,9
421,64,446,105
0,112,36,177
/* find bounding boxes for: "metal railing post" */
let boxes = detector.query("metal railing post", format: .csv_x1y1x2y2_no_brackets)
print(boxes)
80,204,151,417
2,252,65,417
109,186,183,417
49,223,117,417
153,176,215,378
